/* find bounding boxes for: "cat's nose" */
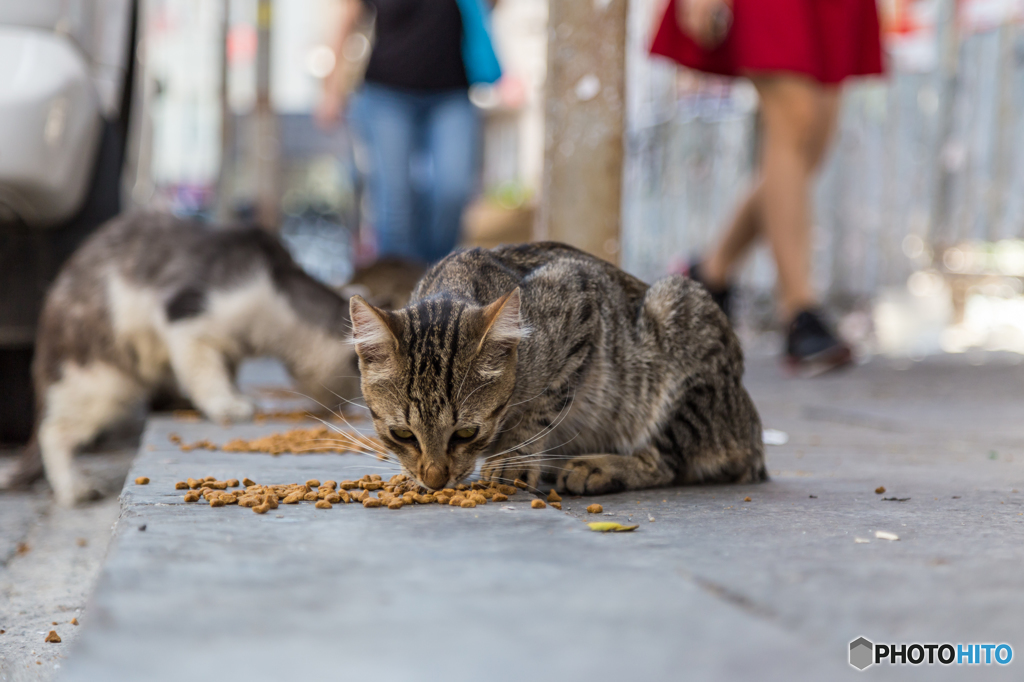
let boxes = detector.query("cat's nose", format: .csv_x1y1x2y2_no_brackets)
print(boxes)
422,463,448,490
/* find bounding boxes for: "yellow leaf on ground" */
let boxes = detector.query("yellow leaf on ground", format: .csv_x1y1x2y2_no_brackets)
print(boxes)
587,522,639,533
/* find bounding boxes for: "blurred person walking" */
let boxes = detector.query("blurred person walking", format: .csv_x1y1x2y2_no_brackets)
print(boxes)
317,0,500,264
651,0,883,372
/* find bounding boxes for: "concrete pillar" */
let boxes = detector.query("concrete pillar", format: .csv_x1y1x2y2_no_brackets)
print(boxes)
214,0,234,223
535,0,627,264
254,0,280,230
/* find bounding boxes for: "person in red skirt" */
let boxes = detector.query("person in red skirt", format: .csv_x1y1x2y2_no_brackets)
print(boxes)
651,0,884,373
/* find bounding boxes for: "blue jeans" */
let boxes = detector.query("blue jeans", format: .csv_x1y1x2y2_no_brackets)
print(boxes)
349,83,481,263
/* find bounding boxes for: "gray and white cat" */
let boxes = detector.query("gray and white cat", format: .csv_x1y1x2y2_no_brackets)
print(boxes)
6,211,365,506
350,242,766,494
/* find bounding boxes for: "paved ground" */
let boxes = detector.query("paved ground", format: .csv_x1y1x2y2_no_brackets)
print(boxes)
6,353,1024,680
0,443,133,682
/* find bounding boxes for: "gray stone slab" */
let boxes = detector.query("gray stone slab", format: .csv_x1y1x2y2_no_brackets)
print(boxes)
0,490,42,567
59,355,1024,681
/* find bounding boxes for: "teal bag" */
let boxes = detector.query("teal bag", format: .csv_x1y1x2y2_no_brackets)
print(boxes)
454,0,502,85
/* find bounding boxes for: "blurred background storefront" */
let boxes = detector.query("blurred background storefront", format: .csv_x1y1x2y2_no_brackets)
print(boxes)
131,0,1024,359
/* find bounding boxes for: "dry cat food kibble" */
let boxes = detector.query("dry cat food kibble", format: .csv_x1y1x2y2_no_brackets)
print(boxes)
586,504,603,514
45,630,61,643
547,489,562,503
167,426,390,457
531,499,546,509
177,472,519,513
178,439,218,452
135,476,150,485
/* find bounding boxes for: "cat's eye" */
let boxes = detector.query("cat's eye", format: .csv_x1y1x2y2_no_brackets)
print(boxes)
391,428,416,442
453,427,478,440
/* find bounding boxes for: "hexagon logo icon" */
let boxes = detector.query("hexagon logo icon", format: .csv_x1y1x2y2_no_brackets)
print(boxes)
850,637,874,670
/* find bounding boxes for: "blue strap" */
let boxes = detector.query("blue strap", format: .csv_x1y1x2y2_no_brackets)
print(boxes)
454,0,502,85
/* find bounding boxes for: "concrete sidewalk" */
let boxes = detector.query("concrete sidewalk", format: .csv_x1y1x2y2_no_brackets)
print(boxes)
59,355,1024,681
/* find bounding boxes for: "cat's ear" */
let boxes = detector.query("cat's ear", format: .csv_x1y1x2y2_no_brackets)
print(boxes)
474,289,526,376
349,295,401,369
478,288,526,351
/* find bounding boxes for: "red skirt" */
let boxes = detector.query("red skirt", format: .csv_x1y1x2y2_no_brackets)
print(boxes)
650,0,884,85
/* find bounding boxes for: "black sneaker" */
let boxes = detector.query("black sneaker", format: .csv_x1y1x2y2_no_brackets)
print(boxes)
684,260,734,324
785,309,853,375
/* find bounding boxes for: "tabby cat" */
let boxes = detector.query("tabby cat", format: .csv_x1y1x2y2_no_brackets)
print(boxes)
5,212,365,506
350,242,766,494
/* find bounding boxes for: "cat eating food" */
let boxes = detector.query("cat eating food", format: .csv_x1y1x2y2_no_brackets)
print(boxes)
4,212,370,506
350,242,766,494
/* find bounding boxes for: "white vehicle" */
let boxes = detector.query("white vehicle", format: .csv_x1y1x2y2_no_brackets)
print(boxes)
0,1,136,441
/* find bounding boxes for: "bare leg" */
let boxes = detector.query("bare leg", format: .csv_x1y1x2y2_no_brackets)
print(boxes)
38,362,144,506
166,328,254,423
702,77,840,318
703,181,764,289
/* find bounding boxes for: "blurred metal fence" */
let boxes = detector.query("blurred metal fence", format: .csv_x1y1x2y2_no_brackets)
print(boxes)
621,0,1024,315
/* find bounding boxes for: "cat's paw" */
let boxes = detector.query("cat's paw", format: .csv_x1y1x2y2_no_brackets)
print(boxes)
52,474,103,507
557,455,629,495
480,453,540,491
202,395,256,423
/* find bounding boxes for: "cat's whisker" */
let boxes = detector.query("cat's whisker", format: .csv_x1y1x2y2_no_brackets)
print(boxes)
479,474,546,497
322,431,391,459
491,432,586,465
292,446,394,463
301,438,395,459
490,389,556,440
487,387,577,460
314,436,391,463
506,385,550,409
307,414,379,445
264,388,360,419
299,432,389,448
458,379,494,410
453,361,476,404
320,385,371,411
307,411,391,457
493,409,528,436
289,391,368,426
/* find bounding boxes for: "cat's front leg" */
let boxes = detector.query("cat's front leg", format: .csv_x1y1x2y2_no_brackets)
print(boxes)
480,449,542,491
557,446,675,495
166,329,255,423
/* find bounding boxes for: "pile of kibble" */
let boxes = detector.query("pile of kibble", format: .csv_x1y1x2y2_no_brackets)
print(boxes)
167,428,387,457
174,474,544,513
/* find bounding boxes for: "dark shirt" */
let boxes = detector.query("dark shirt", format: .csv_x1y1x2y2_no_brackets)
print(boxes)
361,0,469,90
